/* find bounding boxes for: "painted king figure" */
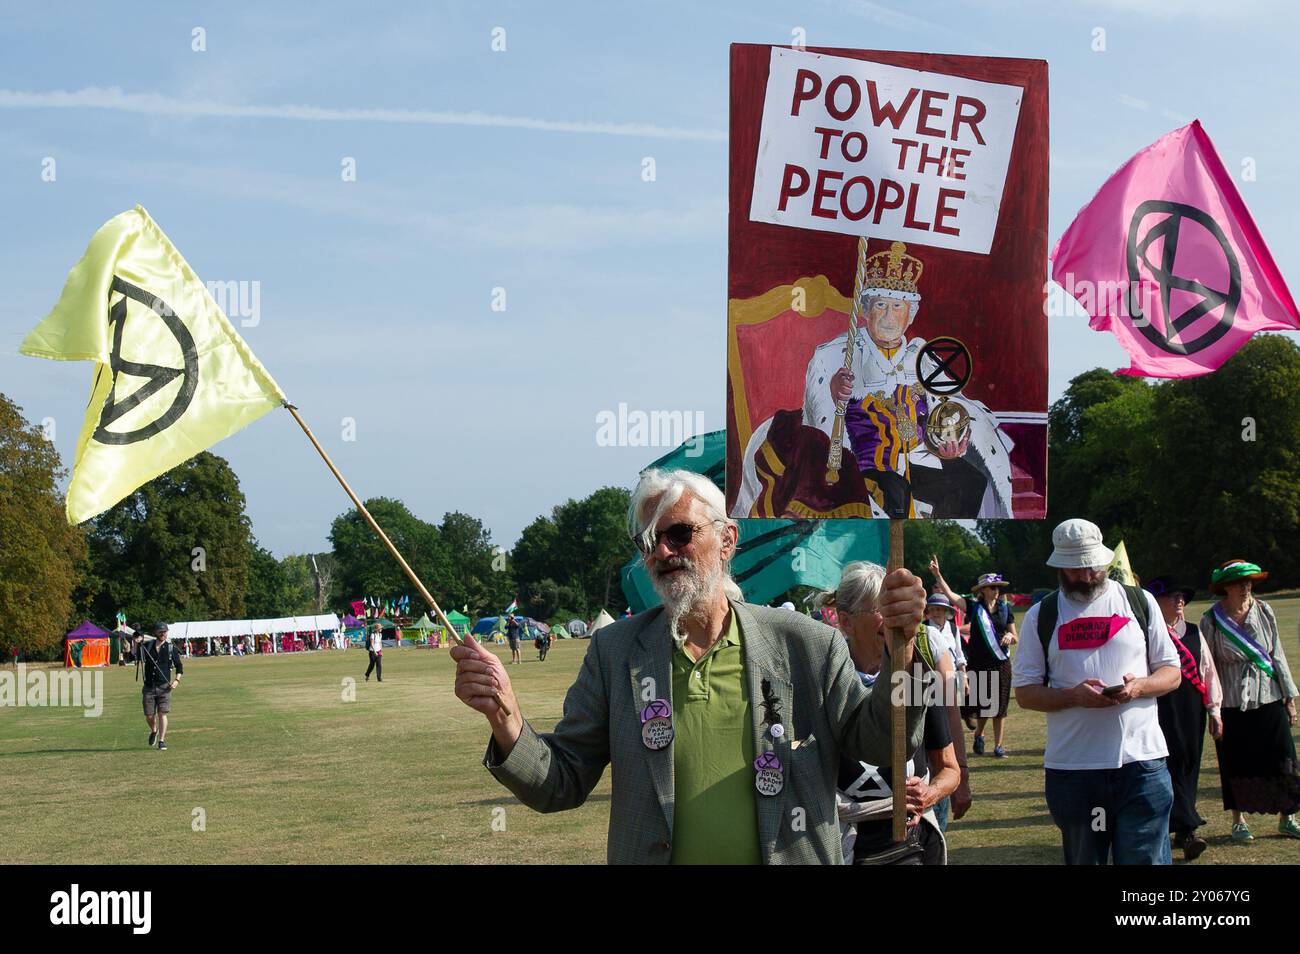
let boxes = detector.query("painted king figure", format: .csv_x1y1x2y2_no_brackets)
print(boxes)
734,241,1015,519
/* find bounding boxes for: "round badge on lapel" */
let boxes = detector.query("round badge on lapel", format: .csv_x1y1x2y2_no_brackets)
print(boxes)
640,699,674,751
753,751,784,796
769,723,784,739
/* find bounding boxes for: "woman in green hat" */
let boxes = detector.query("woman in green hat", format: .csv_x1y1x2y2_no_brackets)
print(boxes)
1200,559,1300,843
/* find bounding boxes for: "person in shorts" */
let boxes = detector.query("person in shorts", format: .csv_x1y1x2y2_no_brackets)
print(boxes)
506,615,522,665
136,623,183,751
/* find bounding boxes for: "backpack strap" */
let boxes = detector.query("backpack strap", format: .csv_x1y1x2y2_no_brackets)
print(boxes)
1121,584,1149,644
1036,583,1151,687
1036,592,1059,687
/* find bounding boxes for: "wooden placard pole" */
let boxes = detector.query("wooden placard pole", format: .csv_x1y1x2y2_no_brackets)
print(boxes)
284,403,511,716
887,518,912,842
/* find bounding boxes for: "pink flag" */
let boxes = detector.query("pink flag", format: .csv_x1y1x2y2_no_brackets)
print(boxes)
1052,120,1300,378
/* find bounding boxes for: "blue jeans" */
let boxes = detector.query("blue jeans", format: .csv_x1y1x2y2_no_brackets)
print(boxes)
934,796,950,832
1044,759,1173,865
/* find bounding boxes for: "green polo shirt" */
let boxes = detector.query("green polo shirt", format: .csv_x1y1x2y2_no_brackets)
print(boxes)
670,610,761,865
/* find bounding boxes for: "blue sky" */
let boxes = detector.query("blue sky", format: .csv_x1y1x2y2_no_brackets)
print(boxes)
2,0,1298,556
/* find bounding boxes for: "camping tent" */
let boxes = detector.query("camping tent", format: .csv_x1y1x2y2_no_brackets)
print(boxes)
566,619,588,637
473,615,545,640
406,613,437,632
402,613,437,645
471,616,508,636
588,609,616,635
65,620,114,668
444,610,471,639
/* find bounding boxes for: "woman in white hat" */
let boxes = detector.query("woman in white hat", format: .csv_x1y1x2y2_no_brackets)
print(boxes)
931,557,1017,757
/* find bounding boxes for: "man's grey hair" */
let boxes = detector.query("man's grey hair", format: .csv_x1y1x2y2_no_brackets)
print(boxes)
818,561,886,616
628,468,742,602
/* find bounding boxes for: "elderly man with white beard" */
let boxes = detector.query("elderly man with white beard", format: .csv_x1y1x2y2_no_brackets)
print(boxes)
451,467,928,864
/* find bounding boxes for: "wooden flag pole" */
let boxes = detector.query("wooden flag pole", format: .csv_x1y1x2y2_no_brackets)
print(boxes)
886,518,912,842
284,403,511,716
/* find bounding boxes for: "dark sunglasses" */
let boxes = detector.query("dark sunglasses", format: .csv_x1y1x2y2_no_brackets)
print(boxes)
634,520,720,555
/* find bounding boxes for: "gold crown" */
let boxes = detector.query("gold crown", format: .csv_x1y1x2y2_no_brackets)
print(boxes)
861,241,923,295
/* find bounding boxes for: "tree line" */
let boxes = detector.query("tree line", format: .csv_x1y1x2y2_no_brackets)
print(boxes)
0,390,638,657
978,335,1300,594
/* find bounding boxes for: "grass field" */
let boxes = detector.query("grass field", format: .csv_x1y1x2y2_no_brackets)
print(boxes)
3,596,1299,865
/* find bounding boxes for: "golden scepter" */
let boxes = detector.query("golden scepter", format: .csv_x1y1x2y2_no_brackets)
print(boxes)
825,236,869,485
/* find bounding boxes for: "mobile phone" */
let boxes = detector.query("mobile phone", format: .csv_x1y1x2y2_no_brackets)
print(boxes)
1101,684,1125,697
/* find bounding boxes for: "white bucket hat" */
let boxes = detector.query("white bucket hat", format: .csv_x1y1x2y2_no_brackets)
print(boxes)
1045,518,1115,569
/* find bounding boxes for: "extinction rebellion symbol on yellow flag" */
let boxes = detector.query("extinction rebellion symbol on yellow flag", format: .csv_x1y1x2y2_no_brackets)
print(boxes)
20,206,287,524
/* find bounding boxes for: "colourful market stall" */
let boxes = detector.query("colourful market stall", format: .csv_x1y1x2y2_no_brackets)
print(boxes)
64,620,114,668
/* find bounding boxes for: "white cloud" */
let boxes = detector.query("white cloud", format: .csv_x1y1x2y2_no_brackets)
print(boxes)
0,86,726,143
67,151,725,253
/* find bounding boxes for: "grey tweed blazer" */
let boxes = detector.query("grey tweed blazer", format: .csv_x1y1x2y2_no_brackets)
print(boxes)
484,599,926,864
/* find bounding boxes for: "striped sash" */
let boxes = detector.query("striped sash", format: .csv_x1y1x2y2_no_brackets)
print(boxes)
1211,603,1275,679
975,601,1008,662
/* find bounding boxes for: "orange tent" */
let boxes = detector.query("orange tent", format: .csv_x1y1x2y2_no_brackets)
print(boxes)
65,620,113,668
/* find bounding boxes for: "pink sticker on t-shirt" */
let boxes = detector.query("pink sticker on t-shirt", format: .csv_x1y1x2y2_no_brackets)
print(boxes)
1056,615,1129,650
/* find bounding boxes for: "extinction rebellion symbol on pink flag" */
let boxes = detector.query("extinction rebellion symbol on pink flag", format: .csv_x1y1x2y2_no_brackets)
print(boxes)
1051,120,1300,378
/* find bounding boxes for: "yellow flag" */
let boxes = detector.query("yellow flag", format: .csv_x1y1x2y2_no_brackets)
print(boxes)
1107,540,1138,586
21,206,287,523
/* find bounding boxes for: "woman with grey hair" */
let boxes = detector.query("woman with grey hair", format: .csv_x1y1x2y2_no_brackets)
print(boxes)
825,562,960,864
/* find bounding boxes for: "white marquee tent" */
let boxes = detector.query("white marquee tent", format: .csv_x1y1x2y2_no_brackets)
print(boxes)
167,614,341,655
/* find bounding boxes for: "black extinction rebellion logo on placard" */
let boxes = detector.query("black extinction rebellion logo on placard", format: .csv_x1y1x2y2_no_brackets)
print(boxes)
1125,200,1241,355
93,275,199,445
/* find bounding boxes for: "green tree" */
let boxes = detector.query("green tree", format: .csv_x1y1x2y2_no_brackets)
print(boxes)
555,487,635,612
907,519,991,595
439,511,508,617
245,543,291,618
524,577,584,621
980,337,1300,592
1148,334,1300,588
84,451,252,627
980,368,1151,591
277,554,320,615
0,393,88,657
511,516,560,605
511,487,636,616
328,498,451,615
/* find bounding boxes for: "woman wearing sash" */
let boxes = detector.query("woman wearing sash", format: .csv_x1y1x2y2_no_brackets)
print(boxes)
1200,560,1300,843
931,560,1017,758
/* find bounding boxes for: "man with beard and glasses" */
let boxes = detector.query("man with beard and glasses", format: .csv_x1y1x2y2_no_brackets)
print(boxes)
449,467,928,864
1011,519,1182,864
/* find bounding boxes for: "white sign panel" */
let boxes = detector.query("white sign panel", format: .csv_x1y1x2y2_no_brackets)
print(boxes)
749,48,1024,254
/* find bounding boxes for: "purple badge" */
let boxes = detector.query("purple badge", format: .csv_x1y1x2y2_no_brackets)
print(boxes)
754,750,784,796
754,751,783,772
640,699,671,723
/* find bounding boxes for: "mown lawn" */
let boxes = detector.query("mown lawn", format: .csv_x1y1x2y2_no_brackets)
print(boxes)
2,594,1297,864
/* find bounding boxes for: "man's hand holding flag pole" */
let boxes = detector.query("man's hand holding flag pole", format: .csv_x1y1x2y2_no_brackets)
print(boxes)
21,206,510,715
